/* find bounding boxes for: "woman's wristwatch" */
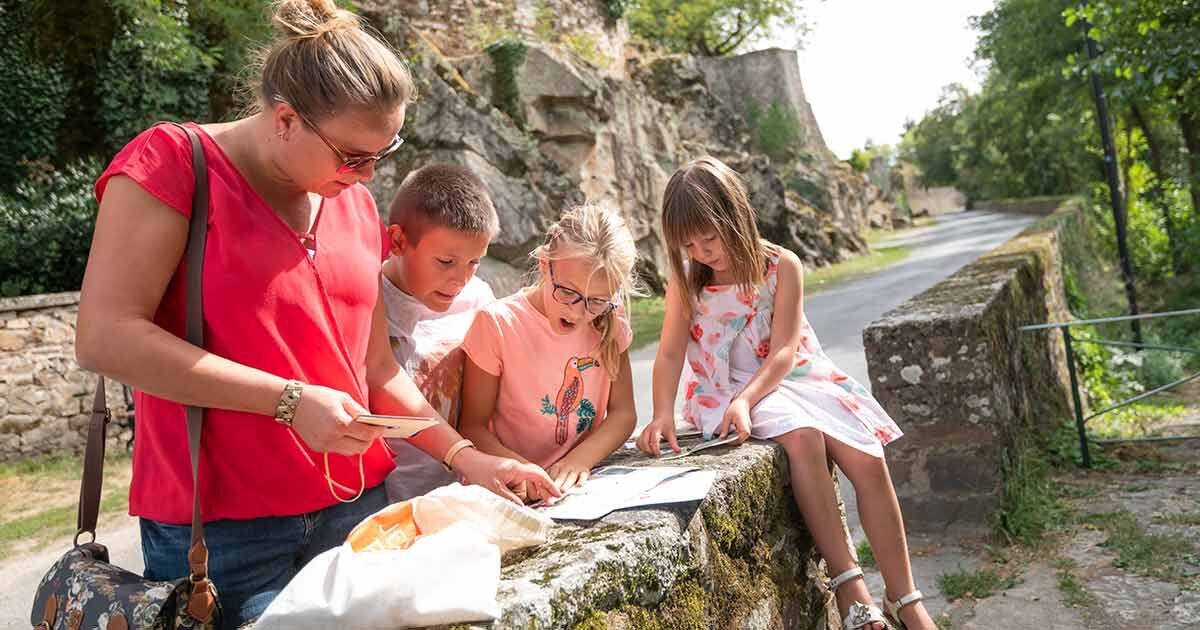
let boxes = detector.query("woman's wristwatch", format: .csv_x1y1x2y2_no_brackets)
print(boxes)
274,380,304,427
442,438,476,472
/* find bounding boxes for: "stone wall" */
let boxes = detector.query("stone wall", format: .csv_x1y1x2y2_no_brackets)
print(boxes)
862,204,1080,533
972,196,1071,216
440,441,837,629
0,292,132,462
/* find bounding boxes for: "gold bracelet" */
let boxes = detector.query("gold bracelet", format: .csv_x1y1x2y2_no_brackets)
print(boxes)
274,380,304,427
442,438,475,472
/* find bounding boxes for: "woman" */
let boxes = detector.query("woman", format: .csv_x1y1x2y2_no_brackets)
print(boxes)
75,1,557,627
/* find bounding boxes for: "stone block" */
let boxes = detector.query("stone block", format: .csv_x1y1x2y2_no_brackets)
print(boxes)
68,414,90,431
927,452,1001,494
0,432,19,457
20,424,57,451
56,428,84,452
864,206,1079,533
1,414,38,432
0,329,28,351
33,317,74,345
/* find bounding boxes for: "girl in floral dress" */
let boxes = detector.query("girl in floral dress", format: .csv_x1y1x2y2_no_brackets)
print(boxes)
637,157,935,630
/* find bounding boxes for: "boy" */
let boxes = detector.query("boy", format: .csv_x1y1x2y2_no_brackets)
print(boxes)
381,163,499,501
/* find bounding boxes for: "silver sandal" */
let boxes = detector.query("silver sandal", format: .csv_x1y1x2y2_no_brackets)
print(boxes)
884,589,924,629
830,567,886,630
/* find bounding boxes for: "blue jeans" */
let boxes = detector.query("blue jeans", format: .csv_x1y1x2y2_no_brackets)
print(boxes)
140,484,388,630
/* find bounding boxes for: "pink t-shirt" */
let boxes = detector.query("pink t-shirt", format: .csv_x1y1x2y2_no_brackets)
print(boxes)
460,291,632,468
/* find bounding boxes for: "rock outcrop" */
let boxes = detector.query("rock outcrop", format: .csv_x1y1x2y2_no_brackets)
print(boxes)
360,1,892,290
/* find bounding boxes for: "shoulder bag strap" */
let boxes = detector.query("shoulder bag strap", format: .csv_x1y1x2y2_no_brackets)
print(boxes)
74,377,110,544
175,124,212,583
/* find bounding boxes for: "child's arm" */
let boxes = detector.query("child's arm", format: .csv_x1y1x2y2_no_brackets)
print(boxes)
458,356,531,464
637,279,690,455
549,350,637,489
366,297,558,503
718,250,805,443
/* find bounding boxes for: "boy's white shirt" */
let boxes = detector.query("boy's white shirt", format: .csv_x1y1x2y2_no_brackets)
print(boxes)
381,267,495,502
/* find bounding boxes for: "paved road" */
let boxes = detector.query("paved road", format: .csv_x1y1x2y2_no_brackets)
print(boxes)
0,210,1034,627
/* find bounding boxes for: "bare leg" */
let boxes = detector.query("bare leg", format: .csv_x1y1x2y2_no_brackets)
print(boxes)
773,429,883,629
826,436,935,630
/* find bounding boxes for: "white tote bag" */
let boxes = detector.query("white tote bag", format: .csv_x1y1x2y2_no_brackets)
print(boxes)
254,484,552,629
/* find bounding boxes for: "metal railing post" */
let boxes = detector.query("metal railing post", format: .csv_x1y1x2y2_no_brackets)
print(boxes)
1061,327,1091,468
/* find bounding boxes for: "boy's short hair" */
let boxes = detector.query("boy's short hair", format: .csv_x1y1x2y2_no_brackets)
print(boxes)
387,163,499,242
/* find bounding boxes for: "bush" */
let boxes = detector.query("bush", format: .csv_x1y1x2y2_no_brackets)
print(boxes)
746,99,803,162
485,38,528,127
97,0,215,152
0,159,105,297
0,2,71,189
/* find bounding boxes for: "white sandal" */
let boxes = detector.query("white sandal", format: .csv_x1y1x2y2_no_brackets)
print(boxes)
884,589,924,629
830,567,886,630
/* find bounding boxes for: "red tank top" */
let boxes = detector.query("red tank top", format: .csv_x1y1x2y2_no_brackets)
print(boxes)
95,122,393,523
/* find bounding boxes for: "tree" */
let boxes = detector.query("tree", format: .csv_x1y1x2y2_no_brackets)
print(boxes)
626,0,807,56
1064,1,1200,216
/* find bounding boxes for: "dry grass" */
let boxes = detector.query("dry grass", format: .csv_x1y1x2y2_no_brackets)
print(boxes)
0,453,131,560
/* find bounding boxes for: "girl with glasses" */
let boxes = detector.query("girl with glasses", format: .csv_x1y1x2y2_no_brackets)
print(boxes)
459,204,646,502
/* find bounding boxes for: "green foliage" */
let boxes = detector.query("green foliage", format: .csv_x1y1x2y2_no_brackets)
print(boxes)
936,567,1009,601
626,0,807,56
486,37,528,128
1079,510,1193,580
0,159,105,297
1052,557,1092,608
745,99,802,161
601,0,627,20
534,1,556,42
901,0,1101,199
467,6,518,50
854,541,875,569
189,0,274,121
0,3,70,189
847,149,871,173
576,398,597,433
997,441,1066,544
541,395,557,416
564,33,610,69
97,0,216,152
846,141,895,190
785,174,825,210
630,295,666,351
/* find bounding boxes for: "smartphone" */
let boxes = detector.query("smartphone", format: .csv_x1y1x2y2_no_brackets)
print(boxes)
355,414,440,439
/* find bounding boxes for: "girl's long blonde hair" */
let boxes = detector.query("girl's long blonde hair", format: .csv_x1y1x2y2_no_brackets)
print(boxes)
530,204,645,380
661,156,769,318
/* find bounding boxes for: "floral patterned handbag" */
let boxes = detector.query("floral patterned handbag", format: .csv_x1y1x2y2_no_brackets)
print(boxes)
29,124,221,630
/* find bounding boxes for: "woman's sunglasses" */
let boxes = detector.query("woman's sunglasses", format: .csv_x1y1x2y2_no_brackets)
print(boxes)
276,97,405,174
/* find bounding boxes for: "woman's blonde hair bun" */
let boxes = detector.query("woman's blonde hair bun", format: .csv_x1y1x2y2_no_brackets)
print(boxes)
272,0,360,40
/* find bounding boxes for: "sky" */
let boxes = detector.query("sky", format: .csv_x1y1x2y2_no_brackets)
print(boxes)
766,0,997,159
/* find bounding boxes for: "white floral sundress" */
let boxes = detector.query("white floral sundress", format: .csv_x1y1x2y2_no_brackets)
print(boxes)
681,247,903,458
